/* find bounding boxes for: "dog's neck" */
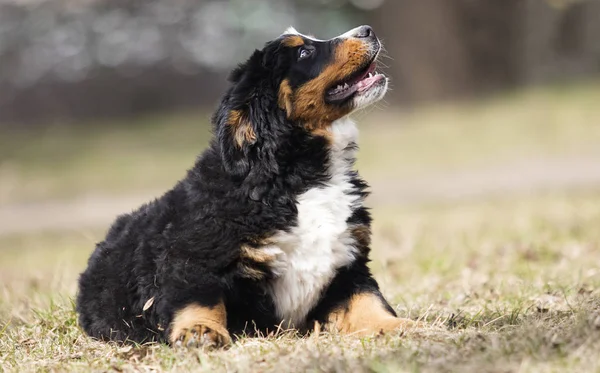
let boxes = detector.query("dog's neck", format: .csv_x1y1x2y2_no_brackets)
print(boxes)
267,116,364,327
328,116,359,158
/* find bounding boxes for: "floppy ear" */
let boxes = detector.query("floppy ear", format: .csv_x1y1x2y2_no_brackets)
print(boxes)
216,107,257,178
215,48,272,179
278,79,294,118
215,43,288,180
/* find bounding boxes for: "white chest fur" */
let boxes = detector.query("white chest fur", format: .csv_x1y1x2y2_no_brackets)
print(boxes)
268,118,362,327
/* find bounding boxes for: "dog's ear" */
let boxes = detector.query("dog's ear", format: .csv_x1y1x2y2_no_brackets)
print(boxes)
215,45,284,179
215,106,257,178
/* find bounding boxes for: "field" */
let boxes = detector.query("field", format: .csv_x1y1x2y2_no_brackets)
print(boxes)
1,81,600,372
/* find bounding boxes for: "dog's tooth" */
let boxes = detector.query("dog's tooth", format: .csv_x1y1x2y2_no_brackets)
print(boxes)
344,83,349,89
368,73,373,78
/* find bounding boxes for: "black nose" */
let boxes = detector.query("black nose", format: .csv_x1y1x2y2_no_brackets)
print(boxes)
354,25,375,39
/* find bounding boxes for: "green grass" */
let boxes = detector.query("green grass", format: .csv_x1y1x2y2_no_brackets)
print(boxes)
1,80,600,372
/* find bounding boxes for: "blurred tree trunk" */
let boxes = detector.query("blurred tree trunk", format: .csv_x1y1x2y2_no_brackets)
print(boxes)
368,0,520,103
368,0,600,104
368,0,470,103
519,0,600,85
2,0,600,125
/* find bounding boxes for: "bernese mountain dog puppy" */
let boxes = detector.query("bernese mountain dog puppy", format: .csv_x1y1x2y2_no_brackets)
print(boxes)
77,25,420,348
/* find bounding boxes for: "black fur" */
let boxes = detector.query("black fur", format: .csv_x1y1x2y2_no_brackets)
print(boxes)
76,31,394,344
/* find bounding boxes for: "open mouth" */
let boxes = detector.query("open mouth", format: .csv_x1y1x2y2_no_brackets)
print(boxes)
326,61,385,103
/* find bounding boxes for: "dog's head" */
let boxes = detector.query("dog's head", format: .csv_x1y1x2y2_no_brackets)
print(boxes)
215,25,387,177
275,25,387,126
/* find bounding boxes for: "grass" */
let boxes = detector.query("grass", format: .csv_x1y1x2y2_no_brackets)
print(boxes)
1,80,600,372
1,193,600,372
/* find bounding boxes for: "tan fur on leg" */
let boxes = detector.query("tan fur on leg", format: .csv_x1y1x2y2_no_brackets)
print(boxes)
326,293,421,337
169,301,232,348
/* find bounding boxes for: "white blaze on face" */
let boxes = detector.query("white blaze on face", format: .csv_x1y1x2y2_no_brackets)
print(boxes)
283,26,299,36
280,26,324,42
337,25,365,39
282,25,366,41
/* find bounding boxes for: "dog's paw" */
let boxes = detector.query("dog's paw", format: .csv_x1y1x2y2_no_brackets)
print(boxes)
325,293,430,337
173,324,232,349
347,316,425,337
382,317,426,332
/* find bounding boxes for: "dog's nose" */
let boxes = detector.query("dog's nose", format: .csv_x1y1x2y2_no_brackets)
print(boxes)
354,25,375,39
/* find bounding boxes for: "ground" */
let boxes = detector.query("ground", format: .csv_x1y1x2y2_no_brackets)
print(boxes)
1,81,600,372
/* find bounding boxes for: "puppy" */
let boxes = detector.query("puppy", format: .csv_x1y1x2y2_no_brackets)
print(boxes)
77,25,418,348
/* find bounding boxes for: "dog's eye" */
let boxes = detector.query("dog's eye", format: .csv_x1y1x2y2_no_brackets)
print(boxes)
298,47,313,60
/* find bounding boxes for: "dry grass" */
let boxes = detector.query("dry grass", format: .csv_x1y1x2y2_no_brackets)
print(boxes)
1,193,600,372
1,81,600,372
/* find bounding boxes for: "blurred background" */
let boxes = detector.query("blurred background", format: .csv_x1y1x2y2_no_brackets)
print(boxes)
3,3,600,369
0,0,600,272
2,0,600,123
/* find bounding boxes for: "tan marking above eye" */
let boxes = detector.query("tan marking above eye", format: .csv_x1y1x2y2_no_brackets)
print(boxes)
282,35,304,48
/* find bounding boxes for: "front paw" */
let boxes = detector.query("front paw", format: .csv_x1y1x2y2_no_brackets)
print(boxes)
324,293,429,337
382,317,426,333
173,324,232,349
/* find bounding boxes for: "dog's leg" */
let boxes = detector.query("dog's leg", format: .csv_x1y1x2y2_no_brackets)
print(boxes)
158,270,232,348
309,261,423,337
169,300,232,348
324,292,421,336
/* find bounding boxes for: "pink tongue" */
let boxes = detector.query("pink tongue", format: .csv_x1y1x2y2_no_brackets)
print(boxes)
356,74,384,92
